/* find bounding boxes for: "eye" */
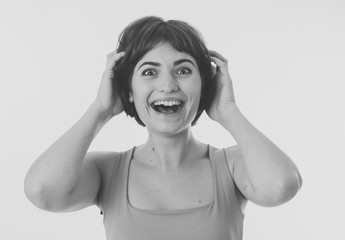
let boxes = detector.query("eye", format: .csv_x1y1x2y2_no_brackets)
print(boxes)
176,67,192,75
142,69,157,76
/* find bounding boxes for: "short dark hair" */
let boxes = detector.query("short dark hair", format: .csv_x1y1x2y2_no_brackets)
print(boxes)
113,16,216,126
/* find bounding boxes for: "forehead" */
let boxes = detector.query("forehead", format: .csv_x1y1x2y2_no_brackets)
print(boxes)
136,42,196,66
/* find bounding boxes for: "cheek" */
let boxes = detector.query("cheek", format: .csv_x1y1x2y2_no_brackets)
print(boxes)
131,77,144,101
189,78,202,102
132,79,150,99
131,84,151,113
132,91,148,109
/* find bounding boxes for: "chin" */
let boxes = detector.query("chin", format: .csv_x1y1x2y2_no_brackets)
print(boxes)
137,102,198,136
147,123,189,136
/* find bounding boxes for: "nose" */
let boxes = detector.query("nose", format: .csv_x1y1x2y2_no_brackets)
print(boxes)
156,72,179,93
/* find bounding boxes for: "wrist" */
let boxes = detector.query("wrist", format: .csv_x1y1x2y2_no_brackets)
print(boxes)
218,103,241,127
89,100,113,125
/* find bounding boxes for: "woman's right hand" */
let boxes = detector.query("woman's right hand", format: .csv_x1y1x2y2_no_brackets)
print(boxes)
94,51,126,119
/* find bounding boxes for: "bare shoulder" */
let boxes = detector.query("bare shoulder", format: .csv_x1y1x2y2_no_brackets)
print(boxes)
85,151,121,181
213,145,242,170
82,151,122,209
223,145,243,170
216,145,248,214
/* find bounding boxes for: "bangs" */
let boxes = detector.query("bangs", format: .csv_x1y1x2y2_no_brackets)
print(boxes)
114,16,215,127
119,20,208,65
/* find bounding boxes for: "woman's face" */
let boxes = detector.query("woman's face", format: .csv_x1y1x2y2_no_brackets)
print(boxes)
130,42,202,136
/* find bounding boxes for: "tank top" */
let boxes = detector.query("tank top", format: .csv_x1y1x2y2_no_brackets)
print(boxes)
98,145,244,240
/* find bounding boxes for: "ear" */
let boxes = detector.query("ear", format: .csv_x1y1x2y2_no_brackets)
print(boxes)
129,92,134,102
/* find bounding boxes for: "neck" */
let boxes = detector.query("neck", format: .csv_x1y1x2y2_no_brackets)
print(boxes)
143,127,199,172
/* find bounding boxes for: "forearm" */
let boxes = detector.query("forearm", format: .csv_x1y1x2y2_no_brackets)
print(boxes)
24,101,109,204
221,104,302,203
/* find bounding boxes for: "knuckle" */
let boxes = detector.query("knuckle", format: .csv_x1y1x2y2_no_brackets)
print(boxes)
107,51,117,58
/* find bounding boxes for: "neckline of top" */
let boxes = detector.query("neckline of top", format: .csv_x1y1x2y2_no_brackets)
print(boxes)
125,144,217,214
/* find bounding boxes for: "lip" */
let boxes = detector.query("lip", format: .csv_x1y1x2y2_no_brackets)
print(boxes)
149,97,186,115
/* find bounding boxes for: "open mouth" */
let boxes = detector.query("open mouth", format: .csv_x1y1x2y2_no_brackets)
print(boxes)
150,100,184,114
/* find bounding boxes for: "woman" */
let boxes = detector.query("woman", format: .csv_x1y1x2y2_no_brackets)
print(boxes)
24,16,302,239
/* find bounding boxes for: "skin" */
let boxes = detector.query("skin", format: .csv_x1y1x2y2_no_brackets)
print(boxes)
24,41,302,214
129,42,203,171
207,50,303,207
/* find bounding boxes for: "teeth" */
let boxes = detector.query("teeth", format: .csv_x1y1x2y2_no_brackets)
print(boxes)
153,100,182,106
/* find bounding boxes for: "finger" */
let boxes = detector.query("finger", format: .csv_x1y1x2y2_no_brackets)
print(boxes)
208,50,228,64
210,56,228,70
210,56,232,81
105,51,126,70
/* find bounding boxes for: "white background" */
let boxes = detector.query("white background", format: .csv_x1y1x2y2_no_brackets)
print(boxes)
1,0,344,239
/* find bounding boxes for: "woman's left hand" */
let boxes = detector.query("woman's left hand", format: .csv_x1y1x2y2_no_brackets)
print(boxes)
206,50,236,125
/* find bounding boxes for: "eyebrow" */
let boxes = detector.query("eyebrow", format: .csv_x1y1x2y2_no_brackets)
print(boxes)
137,59,196,71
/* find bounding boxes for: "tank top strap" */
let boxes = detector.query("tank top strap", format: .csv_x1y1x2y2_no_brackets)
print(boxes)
100,147,135,218
209,145,233,188
209,145,244,219
101,146,244,239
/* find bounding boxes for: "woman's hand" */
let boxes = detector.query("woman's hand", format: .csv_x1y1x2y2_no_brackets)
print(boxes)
207,51,302,207
206,50,236,125
94,51,126,119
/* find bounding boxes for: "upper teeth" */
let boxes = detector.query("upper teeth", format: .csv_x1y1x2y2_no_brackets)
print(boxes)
153,100,182,106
